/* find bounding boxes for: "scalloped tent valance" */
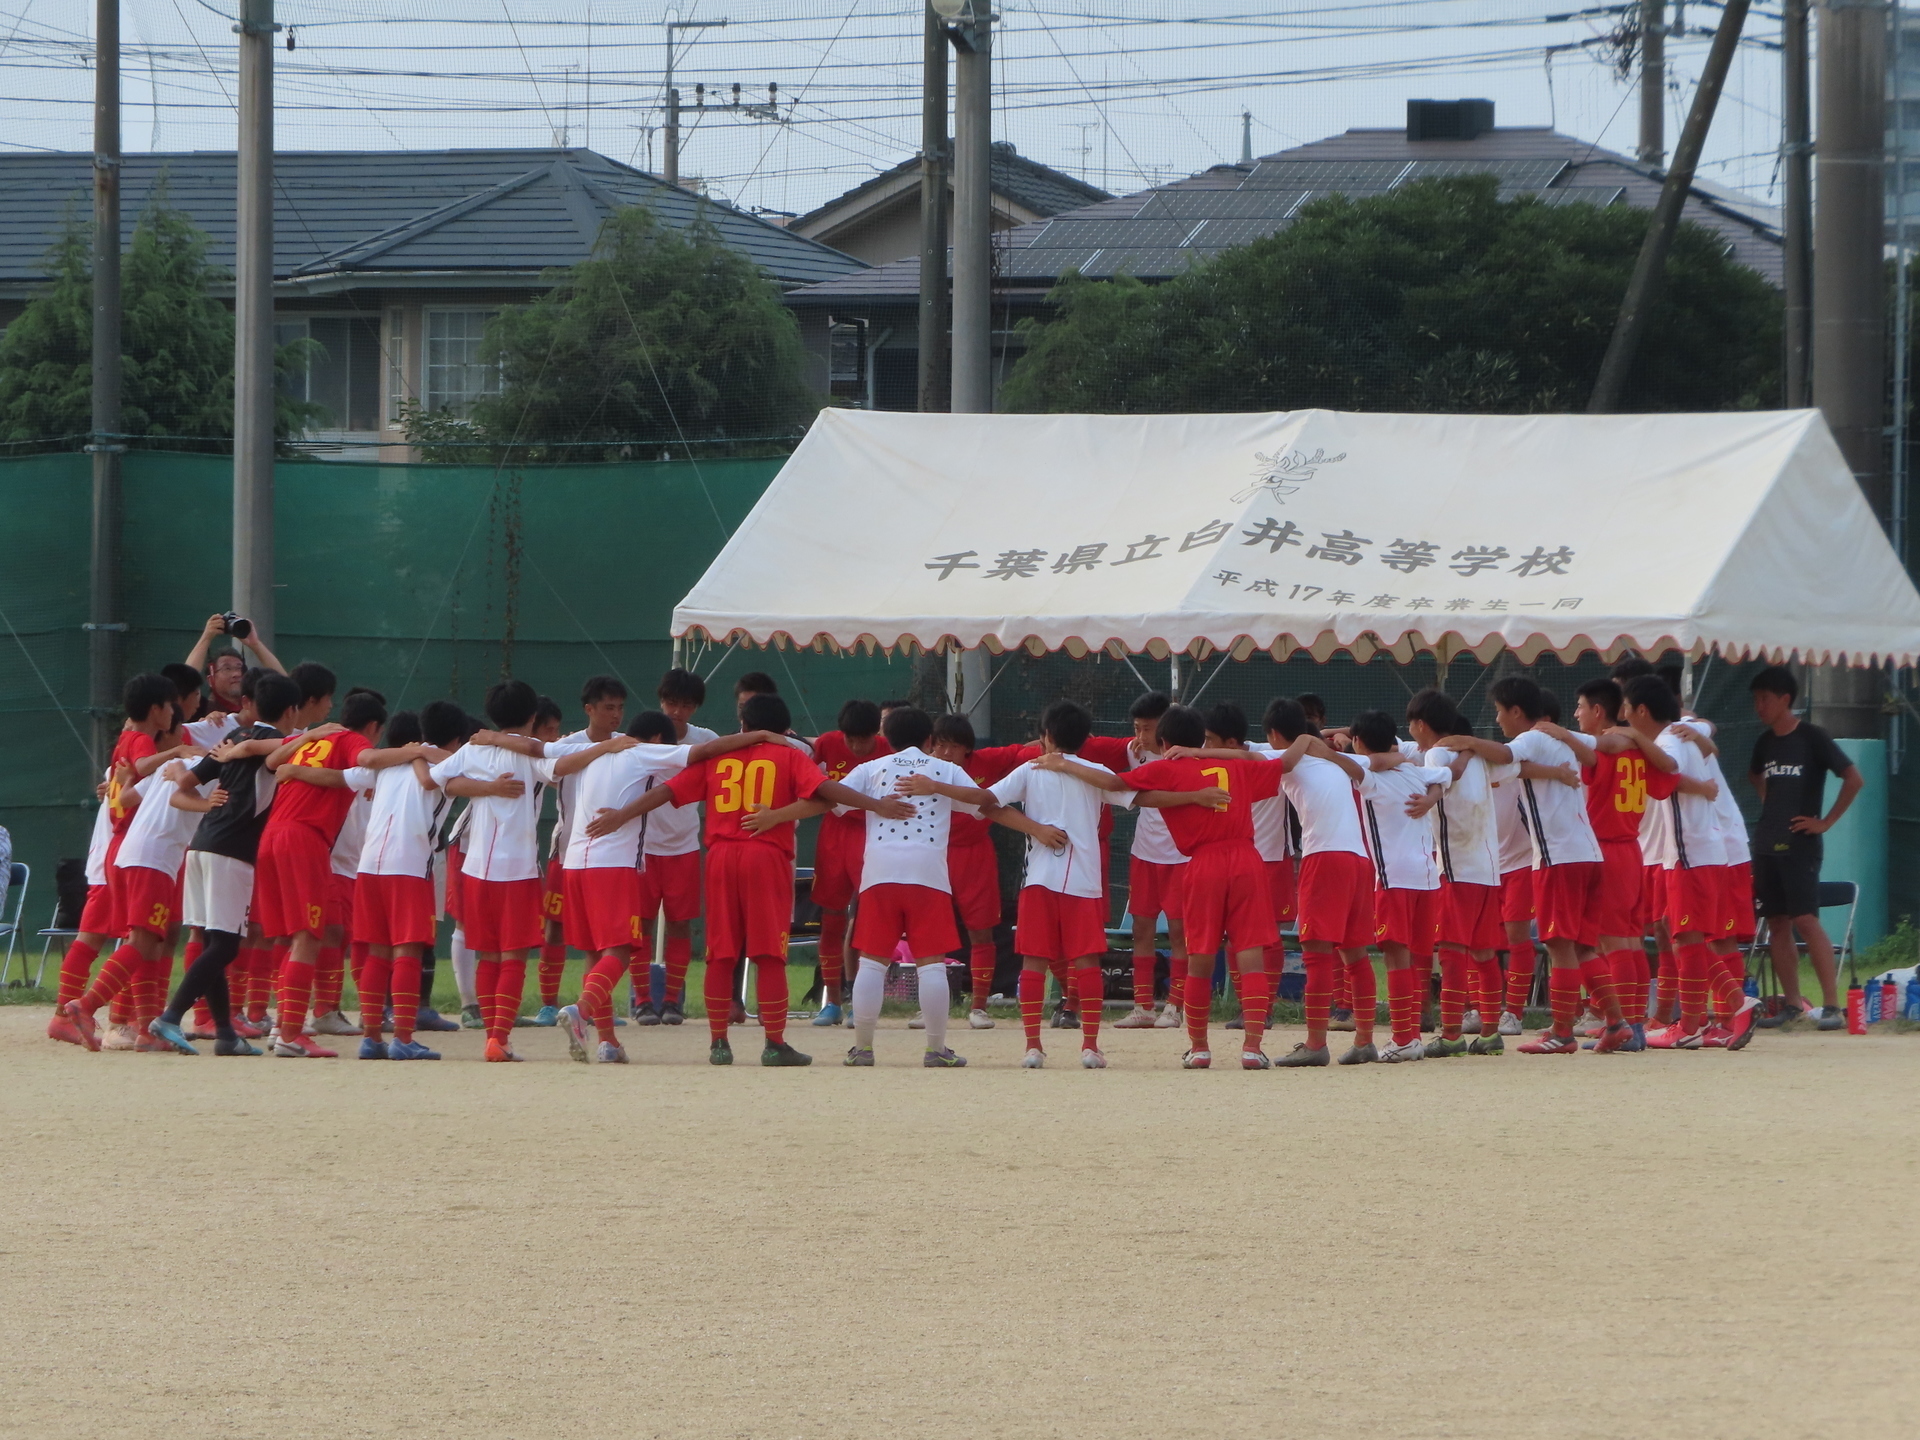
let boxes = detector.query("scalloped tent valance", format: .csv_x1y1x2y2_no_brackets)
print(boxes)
673,408,1920,670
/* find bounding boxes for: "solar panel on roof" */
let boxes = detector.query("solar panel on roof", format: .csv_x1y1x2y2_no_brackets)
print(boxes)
1077,247,1195,278
1534,187,1626,208
1137,189,1304,221
1184,216,1287,250
1026,216,1194,250
1241,159,1409,190
1400,158,1568,188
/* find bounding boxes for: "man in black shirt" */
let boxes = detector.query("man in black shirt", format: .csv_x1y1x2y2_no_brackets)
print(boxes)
1747,666,1863,1029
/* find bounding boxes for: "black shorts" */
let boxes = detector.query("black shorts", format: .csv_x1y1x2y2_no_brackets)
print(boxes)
1751,847,1821,918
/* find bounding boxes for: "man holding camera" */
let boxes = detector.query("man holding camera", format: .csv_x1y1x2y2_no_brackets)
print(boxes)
185,613,286,714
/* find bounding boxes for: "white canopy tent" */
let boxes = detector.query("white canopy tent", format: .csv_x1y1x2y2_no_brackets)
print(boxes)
673,408,1920,670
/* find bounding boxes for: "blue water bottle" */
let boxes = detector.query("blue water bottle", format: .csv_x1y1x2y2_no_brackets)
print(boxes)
1905,974,1920,1022
1866,979,1883,1024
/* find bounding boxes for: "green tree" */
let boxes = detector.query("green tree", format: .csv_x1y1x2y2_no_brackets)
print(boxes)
1000,176,1781,416
413,204,819,463
0,189,318,452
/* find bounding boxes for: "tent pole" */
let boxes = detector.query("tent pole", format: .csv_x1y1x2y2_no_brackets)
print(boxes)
1169,654,1181,697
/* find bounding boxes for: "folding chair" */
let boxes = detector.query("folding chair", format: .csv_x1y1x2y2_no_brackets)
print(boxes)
0,863,26,986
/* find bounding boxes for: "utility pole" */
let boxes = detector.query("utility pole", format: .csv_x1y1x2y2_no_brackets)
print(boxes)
1637,0,1666,165
662,17,726,188
233,0,276,647
917,2,949,414
1240,109,1253,165
1782,0,1813,406
1586,0,1749,413
87,0,123,769
1809,0,1890,737
945,0,993,416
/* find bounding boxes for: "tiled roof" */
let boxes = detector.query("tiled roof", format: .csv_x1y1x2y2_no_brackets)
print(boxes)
787,125,1781,305
0,148,864,293
794,141,1108,233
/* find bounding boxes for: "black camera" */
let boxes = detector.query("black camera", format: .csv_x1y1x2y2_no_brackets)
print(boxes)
221,611,253,640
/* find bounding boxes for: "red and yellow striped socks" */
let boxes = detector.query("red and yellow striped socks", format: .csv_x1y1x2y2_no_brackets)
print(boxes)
1345,955,1377,1045
1676,943,1713,1033
1183,971,1211,1051
818,912,848,995
754,956,789,1045
1504,941,1537,1016
277,954,316,1041
358,954,392,1038
703,958,736,1043
537,940,566,1007
1239,968,1272,1054
1548,966,1581,1038
1076,964,1103,1050
1607,948,1650,1025
1018,967,1045,1050
1386,966,1422,1047
1577,955,1625,1026
77,942,139,1016
663,934,692,1005
1438,949,1470,1038
56,938,99,1007
970,941,996,1012
580,953,625,1042
1302,950,1335,1049
389,953,421,1044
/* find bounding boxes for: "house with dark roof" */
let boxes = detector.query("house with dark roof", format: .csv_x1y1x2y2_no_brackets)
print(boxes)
0,147,865,458
784,99,1784,411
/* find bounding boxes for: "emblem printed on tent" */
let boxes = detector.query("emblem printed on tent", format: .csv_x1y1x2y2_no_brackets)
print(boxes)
1232,447,1347,504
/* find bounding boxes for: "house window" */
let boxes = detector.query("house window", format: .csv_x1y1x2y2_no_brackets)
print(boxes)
425,309,500,415
827,318,867,405
275,315,382,431
386,308,409,425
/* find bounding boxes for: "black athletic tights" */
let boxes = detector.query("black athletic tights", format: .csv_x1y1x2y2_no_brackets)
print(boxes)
161,928,242,1038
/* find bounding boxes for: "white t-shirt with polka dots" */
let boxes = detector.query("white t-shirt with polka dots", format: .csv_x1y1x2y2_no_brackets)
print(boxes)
837,748,980,895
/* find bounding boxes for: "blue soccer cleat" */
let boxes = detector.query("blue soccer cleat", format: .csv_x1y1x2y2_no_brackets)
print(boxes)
358,1037,390,1060
388,1039,441,1060
811,1002,843,1028
147,1018,199,1056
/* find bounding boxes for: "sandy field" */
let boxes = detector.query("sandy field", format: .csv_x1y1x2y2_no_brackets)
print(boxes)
2,1004,1915,1440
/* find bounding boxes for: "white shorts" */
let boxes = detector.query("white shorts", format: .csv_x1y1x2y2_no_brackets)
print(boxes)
182,851,254,934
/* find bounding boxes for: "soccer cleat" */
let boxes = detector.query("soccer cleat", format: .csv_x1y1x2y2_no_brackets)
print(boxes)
709,1038,734,1066
63,1001,100,1050
843,1045,875,1067
1496,1010,1525,1037
1814,1006,1845,1031
1021,1047,1046,1069
1240,1049,1271,1071
213,1036,263,1056
1646,1023,1703,1050
281,1034,338,1058
1181,1048,1211,1070
1571,1008,1605,1039
1328,1007,1356,1033
147,1018,199,1056
357,1037,390,1060
1517,1031,1578,1055
810,1002,843,1028
1049,998,1080,1030
1082,1047,1108,1069
1423,1036,1468,1058
661,1001,686,1027
1461,1009,1483,1036
1379,1038,1426,1063
1112,1005,1156,1029
185,1023,218,1042
483,1038,519,1062
923,1047,968,1068
1224,1016,1245,1030
1467,1035,1505,1056
1699,1024,1732,1048
1275,1043,1330,1068
762,1041,813,1067
1336,1043,1378,1065
595,1041,628,1064
414,1006,459,1033
1723,997,1760,1051
1592,1021,1633,1054
460,1004,485,1030
1154,1003,1181,1029
634,1002,662,1027
231,1013,268,1039
1624,1023,1647,1052
47,1011,89,1048
558,1004,590,1064
310,1009,361,1037
907,1011,926,1030
968,1008,995,1030
530,1005,560,1027
135,1032,174,1054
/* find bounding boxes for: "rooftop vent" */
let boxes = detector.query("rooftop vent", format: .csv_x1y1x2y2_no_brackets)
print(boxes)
1406,99,1495,141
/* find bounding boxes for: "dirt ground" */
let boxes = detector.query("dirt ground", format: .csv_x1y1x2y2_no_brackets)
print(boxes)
2,1005,1914,1440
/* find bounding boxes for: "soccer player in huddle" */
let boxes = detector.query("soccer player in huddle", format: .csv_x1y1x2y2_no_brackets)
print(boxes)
641,668,719,1024
808,699,890,1026
925,713,1010,1031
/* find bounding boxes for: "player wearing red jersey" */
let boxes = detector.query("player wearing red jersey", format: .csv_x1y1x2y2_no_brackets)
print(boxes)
808,701,892,1022
927,713,1021,1030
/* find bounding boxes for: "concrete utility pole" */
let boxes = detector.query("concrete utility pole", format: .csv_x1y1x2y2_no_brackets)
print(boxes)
1587,0,1749,413
87,0,123,768
946,0,993,416
917,2,950,414
1781,0,1813,406
662,18,726,188
233,0,277,647
1809,0,1890,736
1240,110,1253,164
1637,0,1666,165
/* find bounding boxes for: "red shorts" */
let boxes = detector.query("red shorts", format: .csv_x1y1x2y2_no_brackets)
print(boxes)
811,820,865,910
1014,885,1109,961
444,844,464,923
1723,860,1755,941
1438,879,1504,952
461,875,545,954
353,873,437,948
1127,857,1187,921
852,882,959,960
79,882,116,935
637,850,703,924
704,841,792,962
1499,866,1534,925
1373,885,1441,954
326,872,355,934
1536,862,1602,949
947,841,1001,932
251,822,333,939
118,864,180,938
1181,844,1277,957
1663,865,1722,940
1643,865,1667,930
1297,850,1375,949
1266,858,1297,924
541,857,565,925
1594,839,1644,939
563,867,643,954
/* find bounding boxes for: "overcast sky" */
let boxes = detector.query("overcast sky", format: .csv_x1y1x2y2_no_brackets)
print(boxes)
1,1,1796,218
